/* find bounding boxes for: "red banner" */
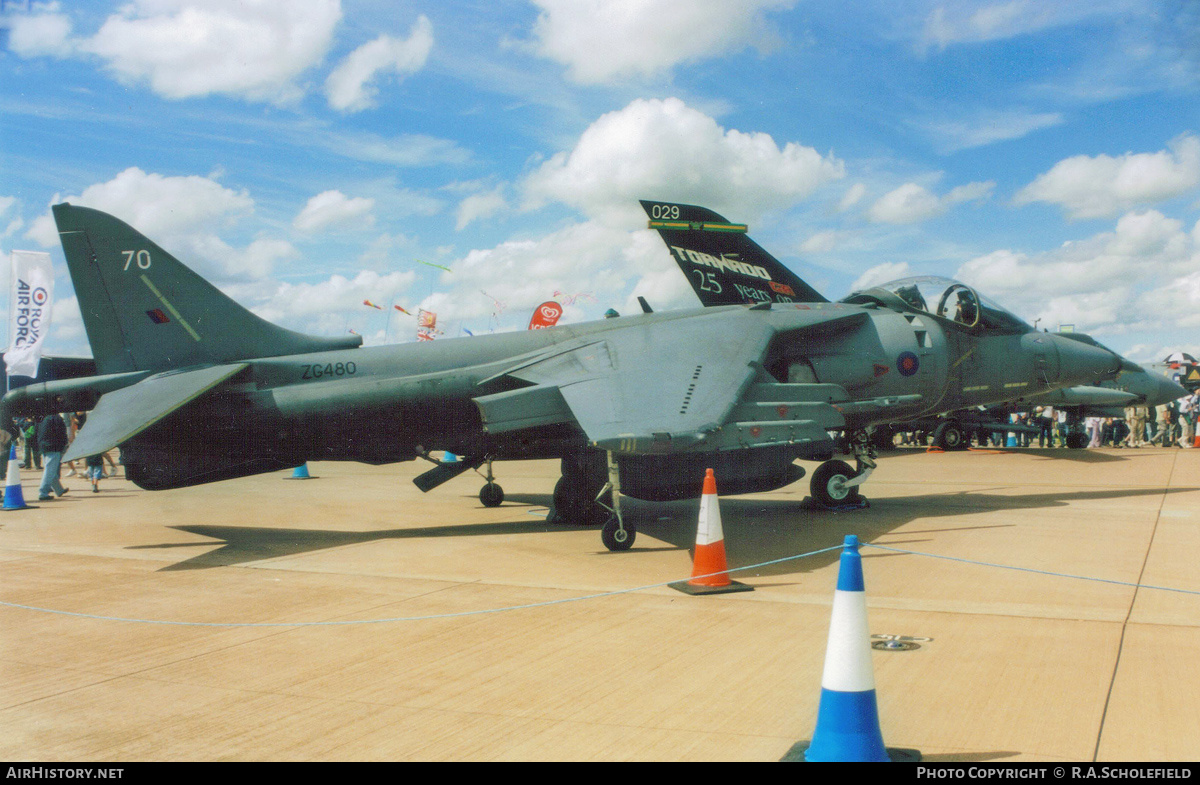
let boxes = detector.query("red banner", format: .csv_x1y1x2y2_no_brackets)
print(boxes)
528,301,563,330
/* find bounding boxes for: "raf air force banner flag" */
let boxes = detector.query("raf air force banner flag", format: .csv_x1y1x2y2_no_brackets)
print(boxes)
5,250,54,379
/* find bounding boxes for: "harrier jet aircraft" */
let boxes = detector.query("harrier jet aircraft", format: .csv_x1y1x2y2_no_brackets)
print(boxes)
0,203,1132,551
645,200,1174,451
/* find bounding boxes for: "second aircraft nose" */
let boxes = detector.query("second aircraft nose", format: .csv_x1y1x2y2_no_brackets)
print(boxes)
1150,372,1189,405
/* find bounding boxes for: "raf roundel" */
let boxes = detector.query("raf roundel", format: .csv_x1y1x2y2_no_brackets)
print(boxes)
896,351,920,377
31,288,48,307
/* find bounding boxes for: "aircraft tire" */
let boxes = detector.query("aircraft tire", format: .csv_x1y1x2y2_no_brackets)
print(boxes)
870,425,897,451
601,515,636,551
552,477,585,523
479,482,504,507
1065,433,1088,449
932,422,968,451
810,460,860,507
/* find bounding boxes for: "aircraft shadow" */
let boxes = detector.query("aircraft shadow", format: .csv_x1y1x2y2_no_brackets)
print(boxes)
132,485,1195,576
668,485,1197,578
135,503,565,571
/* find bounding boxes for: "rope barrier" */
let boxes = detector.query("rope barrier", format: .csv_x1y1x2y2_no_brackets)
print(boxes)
0,545,847,628
860,542,1200,597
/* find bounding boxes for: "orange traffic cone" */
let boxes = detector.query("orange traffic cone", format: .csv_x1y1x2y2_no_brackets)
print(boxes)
670,469,753,595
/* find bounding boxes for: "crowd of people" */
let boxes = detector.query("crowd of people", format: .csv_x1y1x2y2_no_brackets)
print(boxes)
12,411,119,501
897,391,1200,450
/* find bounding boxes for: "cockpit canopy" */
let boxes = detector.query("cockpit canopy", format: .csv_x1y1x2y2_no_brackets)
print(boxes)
840,275,1032,334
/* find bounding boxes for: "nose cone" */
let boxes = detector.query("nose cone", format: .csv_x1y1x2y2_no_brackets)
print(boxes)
1150,373,1190,406
1048,334,1126,386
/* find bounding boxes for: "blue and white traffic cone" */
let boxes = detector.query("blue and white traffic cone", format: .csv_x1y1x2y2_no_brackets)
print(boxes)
3,444,31,510
784,535,920,762
285,463,313,480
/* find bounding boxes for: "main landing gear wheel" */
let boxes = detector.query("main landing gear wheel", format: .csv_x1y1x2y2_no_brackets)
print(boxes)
479,482,504,507
810,460,861,507
1065,432,1088,449
601,514,636,551
551,477,611,526
932,422,968,451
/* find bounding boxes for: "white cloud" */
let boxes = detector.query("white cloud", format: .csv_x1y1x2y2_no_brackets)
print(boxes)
1014,134,1200,220
946,181,995,205
358,232,414,271
921,109,1065,153
229,237,298,281
869,184,941,224
1139,270,1200,330
6,4,74,58
529,0,794,84
523,97,844,223
423,221,694,334
75,0,342,104
456,187,507,231
800,230,841,254
918,1,1130,53
23,167,300,281
27,166,254,247
46,294,85,349
850,262,912,292
325,16,433,113
867,180,993,224
838,183,867,212
955,209,1197,335
293,190,375,233
254,270,415,325
308,129,470,168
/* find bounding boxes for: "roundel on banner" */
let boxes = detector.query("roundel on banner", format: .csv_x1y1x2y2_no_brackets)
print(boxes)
528,301,564,330
896,351,920,376
32,288,48,307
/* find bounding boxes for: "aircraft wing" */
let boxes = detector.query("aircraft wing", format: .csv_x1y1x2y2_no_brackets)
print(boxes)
64,363,248,461
476,308,864,453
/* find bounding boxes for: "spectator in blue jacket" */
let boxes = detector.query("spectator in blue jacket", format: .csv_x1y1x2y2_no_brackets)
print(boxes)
36,414,69,501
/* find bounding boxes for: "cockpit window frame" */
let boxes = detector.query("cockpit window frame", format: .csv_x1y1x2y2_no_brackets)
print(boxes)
840,275,1032,335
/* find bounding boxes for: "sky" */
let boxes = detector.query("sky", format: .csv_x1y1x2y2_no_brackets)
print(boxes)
1,0,1198,364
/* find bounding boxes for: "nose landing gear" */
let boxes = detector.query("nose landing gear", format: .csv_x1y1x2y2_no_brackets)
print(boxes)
809,430,875,509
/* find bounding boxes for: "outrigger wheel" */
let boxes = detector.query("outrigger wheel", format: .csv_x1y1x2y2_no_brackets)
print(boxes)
476,457,505,507
479,481,504,507
810,459,861,507
601,514,636,551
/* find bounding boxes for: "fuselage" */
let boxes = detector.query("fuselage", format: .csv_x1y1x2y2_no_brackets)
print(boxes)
1,300,1125,492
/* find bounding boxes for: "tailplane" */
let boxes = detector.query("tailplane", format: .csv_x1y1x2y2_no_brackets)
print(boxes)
640,199,827,306
53,203,362,374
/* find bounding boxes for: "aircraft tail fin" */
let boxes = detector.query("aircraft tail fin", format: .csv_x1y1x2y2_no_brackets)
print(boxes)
640,200,827,306
52,203,362,375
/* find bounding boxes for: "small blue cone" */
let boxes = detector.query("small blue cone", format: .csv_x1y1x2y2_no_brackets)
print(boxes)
284,463,313,480
3,444,31,511
1006,433,1017,447
783,535,920,762
443,452,459,463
